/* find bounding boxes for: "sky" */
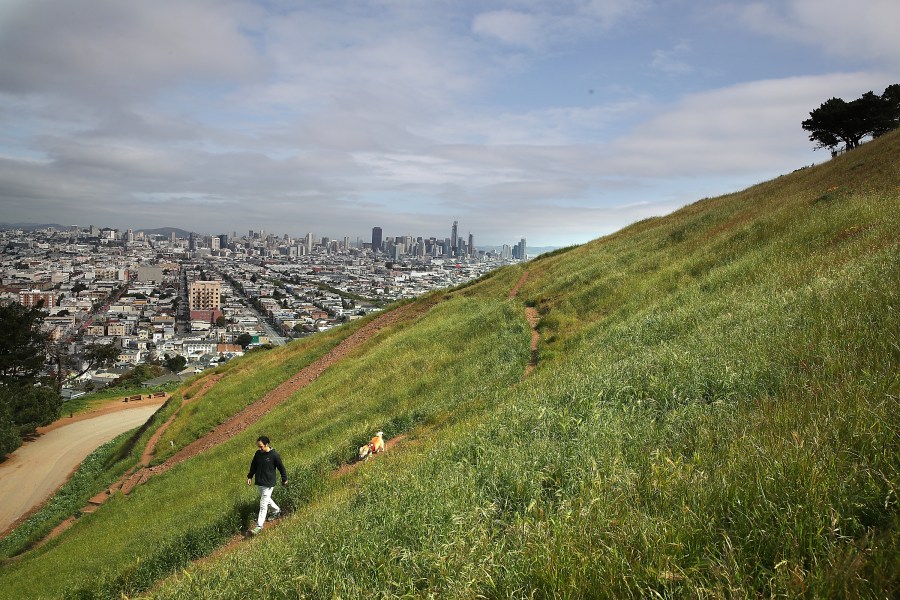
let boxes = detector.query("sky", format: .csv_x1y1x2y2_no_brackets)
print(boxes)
0,1,897,247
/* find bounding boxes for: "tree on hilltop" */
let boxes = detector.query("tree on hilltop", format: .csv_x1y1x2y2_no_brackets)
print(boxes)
802,85,900,154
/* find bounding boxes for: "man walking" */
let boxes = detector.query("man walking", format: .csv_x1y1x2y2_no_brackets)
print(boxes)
246,435,288,535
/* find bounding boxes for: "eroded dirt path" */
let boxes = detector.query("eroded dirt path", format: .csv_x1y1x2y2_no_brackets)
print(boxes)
121,299,436,493
16,301,436,551
524,307,540,376
508,270,540,377
508,270,529,299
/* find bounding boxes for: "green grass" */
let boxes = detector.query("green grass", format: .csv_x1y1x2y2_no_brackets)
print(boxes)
59,381,179,416
0,295,528,598
0,131,898,598
149,323,357,464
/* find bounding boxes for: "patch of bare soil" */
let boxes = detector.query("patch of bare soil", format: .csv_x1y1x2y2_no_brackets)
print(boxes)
331,433,408,478
524,306,540,377
508,271,540,377
508,271,529,299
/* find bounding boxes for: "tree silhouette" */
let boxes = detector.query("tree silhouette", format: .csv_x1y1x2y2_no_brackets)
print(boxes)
0,303,61,457
803,85,900,154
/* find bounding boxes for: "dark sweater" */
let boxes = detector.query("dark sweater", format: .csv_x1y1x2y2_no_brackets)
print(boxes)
247,448,287,488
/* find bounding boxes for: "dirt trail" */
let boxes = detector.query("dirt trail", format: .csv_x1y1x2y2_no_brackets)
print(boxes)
16,300,435,551
25,380,221,549
139,377,222,466
0,399,167,537
508,271,540,377
120,299,435,494
524,307,540,376
166,432,411,582
508,270,529,299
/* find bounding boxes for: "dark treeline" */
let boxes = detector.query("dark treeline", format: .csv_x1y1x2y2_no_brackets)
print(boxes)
802,84,900,154
0,303,61,457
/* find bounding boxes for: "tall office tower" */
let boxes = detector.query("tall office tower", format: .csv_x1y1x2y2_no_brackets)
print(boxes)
468,233,474,256
343,236,350,251
218,234,229,248
372,227,383,253
210,236,220,251
305,232,314,253
450,221,458,256
517,238,527,260
170,231,177,243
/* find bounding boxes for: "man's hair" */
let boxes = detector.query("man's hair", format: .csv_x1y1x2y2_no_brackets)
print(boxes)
257,435,270,446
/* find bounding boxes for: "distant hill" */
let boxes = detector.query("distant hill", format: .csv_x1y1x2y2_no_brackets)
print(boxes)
1,130,897,598
0,223,195,238
136,227,194,238
0,222,80,232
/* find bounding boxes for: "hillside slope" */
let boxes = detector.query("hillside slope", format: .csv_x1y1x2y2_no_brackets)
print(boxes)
1,131,898,598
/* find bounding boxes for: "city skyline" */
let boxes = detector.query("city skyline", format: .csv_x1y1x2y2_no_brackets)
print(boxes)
0,1,897,247
8,218,528,255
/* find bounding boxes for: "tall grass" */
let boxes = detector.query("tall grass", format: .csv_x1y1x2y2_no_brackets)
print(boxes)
1,131,897,598
148,132,897,598
0,297,528,598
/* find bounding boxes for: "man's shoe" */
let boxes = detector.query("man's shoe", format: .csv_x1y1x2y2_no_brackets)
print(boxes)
267,510,281,521
249,525,263,535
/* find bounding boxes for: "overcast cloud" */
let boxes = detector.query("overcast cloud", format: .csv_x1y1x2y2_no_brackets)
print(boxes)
0,0,897,246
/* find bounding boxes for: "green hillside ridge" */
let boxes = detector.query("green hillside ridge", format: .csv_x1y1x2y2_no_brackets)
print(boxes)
0,131,897,598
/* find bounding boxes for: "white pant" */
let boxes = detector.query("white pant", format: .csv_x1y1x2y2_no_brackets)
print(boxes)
256,485,280,527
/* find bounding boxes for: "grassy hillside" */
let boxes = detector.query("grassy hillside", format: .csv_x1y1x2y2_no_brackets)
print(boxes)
0,131,897,598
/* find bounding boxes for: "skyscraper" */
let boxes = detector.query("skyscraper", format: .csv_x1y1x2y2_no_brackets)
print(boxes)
450,221,458,256
372,227,383,253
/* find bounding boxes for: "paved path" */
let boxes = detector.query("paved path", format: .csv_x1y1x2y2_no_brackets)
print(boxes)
0,402,164,535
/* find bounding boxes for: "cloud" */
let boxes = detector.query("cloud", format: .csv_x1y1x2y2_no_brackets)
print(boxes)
472,0,649,50
729,0,900,67
472,10,542,48
0,1,896,247
0,0,265,104
651,42,694,75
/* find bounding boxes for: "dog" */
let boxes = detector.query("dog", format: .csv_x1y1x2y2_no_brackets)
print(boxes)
358,444,371,461
358,431,385,461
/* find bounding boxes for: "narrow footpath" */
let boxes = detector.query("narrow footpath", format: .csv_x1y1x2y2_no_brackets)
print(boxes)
16,298,437,550
118,298,438,495
508,270,540,377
